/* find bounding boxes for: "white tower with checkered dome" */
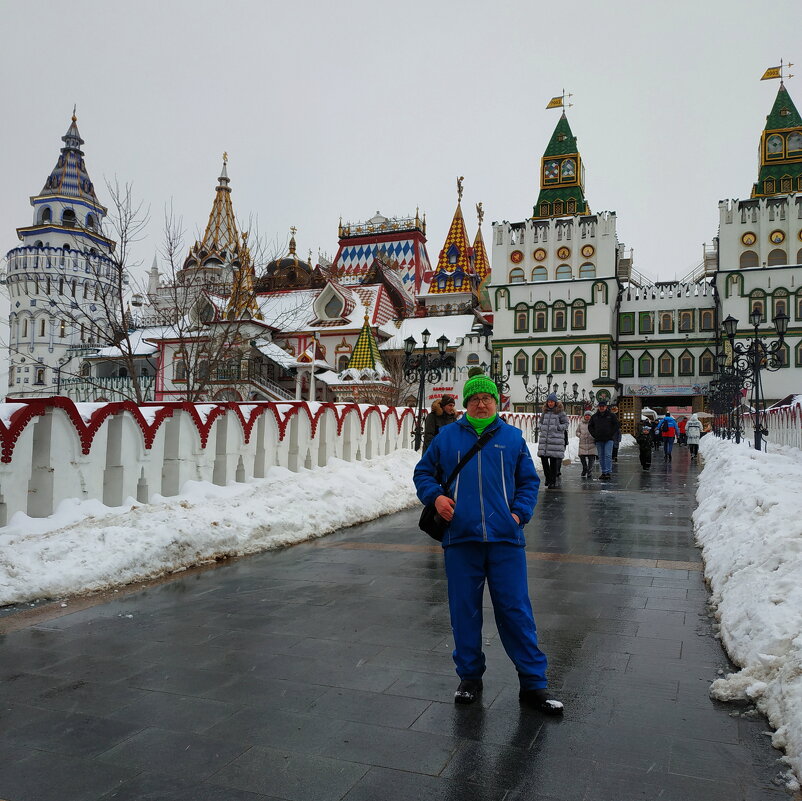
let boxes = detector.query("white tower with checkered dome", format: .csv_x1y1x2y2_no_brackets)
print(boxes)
5,113,118,397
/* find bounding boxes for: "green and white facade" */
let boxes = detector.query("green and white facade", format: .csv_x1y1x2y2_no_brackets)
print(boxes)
490,83,802,423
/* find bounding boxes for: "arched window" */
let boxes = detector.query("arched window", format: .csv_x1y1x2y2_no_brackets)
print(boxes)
173,352,187,381
34,368,45,385
768,249,787,266
571,349,585,372
797,248,802,266
552,349,566,373
22,318,29,338
772,293,788,319
39,207,52,224
466,353,480,365
618,352,634,378
553,303,567,330
539,202,550,217
571,302,586,329
700,309,715,331
638,352,654,376
38,318,46,337
533,350,547,373
80,361,91,378
514,351,528,374
567,199,576,214
699,349,715,375
85,213,96,230
740,250,759,269
62,209,76,227
659,312,673,333
750,291,766,322
554,200,564,216
514,304,529,332
796,342,802,368
556,264,572,280
338,355,349,371
658,351,674,376
509,268,525,284
579,262,595,278
534,304,547,331
532,266,547,281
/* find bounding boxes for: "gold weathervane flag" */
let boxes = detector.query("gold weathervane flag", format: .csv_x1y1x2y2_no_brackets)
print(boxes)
546,96,564,109
761,66,782,81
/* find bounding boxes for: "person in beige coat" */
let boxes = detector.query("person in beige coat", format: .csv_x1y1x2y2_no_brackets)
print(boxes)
576,410,597,478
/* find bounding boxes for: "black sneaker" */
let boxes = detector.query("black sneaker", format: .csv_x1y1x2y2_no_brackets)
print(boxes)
519,688,564,715
454,679,483,705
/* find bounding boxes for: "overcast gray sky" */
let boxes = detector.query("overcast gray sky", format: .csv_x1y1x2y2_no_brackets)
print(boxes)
2,0,800,290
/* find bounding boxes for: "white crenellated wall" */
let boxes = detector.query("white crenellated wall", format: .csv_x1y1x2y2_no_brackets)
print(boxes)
0,399,417,526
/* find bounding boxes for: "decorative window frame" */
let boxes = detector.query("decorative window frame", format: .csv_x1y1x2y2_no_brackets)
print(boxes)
618,312,635,335
795,289,802,321
514,304,529,333
509,267,525,284
534,302,548,332
749,290,767,322
555,264,572,280
551,348,567,374
678,349,694,376
571,300,587,330
532,266,547,281
638,351,654,377
513,349,529,375
700,309,715,331
727,272,745,297
795,341,802,368
552,302,567,331
579,262,596,279
772,288,789,320
678,309,694,333
618,351,634,378
570,347,586,373
533,349,548,374
658,311,674,334
699,348,715,375
592,280,608,304
658,350,674,377
639,311,654,335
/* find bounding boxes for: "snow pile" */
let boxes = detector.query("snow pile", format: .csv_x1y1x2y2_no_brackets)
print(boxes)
694,435,802,788
0,450,420,607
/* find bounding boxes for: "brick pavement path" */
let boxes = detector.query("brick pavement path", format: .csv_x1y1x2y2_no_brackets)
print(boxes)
0,445,795,801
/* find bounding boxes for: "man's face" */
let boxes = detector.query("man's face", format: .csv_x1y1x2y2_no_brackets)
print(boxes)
443,402,455,415
466,393,497,419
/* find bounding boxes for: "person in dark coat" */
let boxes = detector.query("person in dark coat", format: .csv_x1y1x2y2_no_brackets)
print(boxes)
636,417,653,470
414,373,563,715
588,400,620,480
536,393,569,489
610,404,622,462
422,395,457,453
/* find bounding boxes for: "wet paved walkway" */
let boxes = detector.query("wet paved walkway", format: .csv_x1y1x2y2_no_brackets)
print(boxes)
0,446,794,801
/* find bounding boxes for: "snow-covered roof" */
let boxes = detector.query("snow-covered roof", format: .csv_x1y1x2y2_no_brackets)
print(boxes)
252,339,297,369
379,315,479,351
89,325,174,359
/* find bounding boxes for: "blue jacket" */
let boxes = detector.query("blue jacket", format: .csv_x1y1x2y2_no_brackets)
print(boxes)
413,416,539,547
660,416,678,437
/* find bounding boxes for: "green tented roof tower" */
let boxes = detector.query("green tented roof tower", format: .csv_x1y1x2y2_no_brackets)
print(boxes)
751,82,802,198
532,112,590,219
346,315,384,371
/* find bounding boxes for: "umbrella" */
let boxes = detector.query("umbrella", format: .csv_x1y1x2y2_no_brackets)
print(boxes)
694,411,713,418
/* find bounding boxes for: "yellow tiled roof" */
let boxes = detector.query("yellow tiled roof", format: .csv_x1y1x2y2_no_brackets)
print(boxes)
429,203,475,295
347,316,384,370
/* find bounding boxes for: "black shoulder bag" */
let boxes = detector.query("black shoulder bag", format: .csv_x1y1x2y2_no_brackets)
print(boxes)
419,428,497,542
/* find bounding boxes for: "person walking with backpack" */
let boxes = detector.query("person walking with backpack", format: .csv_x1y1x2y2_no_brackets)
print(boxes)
577,409,597,477
537,393,569,489
660,412,678,461
610,404,622,462
588,400,620,481
413,373,563,715
686,413,703,460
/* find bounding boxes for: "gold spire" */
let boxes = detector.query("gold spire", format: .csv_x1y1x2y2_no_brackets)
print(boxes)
199,155,239,257
457,175,464,203
289,226,297,255
225,229,263,321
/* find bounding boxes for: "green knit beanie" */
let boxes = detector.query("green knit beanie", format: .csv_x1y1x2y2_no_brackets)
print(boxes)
462,374,499,406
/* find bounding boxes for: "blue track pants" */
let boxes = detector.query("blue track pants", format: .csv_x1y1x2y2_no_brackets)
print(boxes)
443,541,548,690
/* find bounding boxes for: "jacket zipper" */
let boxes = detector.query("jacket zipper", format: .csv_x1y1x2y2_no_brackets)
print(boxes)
478,446,487,541
500,451,510,510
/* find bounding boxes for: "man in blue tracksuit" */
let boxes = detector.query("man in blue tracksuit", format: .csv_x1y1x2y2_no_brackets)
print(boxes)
413,373,563,715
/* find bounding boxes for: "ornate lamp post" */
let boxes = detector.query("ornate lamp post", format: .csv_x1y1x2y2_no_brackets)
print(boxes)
580,388,596,410
721,309,788,451
403,329,453,451
521,371,552,439
491,352,512,397
554,381,580,413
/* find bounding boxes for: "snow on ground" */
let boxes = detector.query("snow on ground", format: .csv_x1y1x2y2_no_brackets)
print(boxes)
695,434,802,789
0,450,420,607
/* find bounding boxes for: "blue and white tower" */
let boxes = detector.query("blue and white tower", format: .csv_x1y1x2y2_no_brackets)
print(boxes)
5,114,118,397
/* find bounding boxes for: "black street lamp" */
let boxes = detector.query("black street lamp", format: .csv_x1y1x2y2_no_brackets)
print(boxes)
580,388,596,410
553,381,580,412
521,371,552,439
491,352,512,396
403,329,454,451
720,309,788,451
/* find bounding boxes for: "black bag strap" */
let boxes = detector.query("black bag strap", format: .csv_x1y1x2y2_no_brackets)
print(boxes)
441,427,498,495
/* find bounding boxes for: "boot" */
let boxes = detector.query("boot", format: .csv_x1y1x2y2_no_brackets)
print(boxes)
519,688,564,715
454,679,483,705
